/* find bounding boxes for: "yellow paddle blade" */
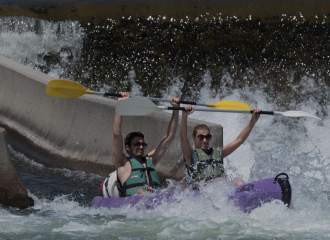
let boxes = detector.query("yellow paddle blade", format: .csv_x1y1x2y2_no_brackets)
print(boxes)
46,79,94,98
207,100,252,110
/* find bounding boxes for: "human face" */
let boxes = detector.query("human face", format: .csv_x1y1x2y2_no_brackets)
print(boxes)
126,137,146,158
194,129,211,151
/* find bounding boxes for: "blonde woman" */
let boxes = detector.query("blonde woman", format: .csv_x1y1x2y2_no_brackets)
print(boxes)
180,105,261,188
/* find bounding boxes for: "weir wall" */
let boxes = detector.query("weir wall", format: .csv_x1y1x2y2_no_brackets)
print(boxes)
0,55,223,181
0,128,34,209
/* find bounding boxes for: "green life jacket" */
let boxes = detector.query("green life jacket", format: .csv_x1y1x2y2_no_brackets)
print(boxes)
118,157,161,197
186,148,225,181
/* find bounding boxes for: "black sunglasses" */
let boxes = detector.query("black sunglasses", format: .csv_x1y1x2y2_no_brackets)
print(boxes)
132,142,148,148
196,134,212,141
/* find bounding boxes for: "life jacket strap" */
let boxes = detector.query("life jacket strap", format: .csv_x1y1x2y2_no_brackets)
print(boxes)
204,159,223,164
132,167,156,172
120,182,146,191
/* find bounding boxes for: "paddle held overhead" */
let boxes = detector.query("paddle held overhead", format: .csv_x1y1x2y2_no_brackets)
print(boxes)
45,79,251,110
46,79,321,120
115,98,321,120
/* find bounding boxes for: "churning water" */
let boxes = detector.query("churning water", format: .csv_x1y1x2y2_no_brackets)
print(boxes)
1,15,330,239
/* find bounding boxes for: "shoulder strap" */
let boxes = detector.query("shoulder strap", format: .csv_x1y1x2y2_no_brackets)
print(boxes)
212,147,223,164
128,157,147,171
145,157,157,171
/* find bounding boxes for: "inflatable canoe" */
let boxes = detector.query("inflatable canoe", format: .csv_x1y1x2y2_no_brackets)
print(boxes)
91,173,291,213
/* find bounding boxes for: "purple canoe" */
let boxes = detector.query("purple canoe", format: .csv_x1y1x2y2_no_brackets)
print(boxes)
91,173,291,213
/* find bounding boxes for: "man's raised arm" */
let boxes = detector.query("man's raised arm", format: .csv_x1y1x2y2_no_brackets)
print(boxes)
113,92,130,169
148,97,180,166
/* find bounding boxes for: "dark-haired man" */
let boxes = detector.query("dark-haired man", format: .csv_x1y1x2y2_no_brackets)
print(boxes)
113,92,179,197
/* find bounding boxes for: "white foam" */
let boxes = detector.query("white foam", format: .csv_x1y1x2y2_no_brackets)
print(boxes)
0,17,85,78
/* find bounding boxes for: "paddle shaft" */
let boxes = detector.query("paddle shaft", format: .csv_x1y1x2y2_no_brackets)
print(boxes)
163,106,274,114
96,91,207,106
